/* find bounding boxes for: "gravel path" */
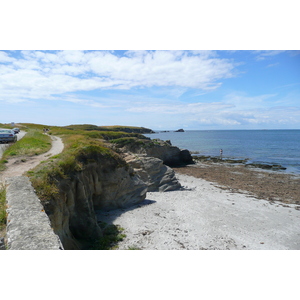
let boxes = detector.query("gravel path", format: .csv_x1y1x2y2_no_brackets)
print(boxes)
0,135,64,182
97,173,300,250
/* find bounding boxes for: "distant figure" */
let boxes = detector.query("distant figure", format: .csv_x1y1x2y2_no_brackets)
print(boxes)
220,149,223,160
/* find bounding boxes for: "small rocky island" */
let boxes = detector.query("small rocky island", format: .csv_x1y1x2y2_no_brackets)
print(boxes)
175,129,184,132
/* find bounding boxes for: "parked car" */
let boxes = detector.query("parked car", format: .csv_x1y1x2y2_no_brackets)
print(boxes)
0,129,17,143
13,128,20,134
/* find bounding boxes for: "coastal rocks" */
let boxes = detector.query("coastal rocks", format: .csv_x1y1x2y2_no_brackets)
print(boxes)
193,155,287,171
43,160,147,249
125,155,181,192
120,139,193,167
245,163,287,171
193,155,248,164
175,129,184,132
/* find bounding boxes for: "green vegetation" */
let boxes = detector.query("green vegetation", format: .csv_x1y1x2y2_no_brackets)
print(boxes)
127,245,142,250
110,137,164,150
0,123,12,129
110,137,147,148
0,129,52,171
5,129,51,157
64,124,153,134
27,131,127,202
0,122,154,248
0,183,6,232
91,222,126,250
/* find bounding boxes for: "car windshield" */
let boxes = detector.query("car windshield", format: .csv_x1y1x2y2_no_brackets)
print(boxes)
0,130,13,133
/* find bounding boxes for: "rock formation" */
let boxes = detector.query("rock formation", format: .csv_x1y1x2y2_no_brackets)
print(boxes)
125,154,181,192
117,138,193,167
31,137,192,249
41,155,147,249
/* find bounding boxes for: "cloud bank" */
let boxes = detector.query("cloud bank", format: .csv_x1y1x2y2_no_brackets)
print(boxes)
0,50,237,103
1,50,299,129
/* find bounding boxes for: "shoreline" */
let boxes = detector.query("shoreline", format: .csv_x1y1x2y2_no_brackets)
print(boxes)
191,154,300,175
97,172,300,250
173,161,300,206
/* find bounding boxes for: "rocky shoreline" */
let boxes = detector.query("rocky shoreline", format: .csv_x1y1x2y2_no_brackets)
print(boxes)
173,161,300,206
97,173,300,250
193,154,288,171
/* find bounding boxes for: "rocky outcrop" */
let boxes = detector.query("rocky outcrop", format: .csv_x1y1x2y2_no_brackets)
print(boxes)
175,129,184,132
117,139,193,167
26,137,190,249
125,155,181,192
42,159,147,250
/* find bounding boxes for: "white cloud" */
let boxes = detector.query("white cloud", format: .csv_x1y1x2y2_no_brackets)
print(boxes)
0,50,238,103
0,51,15,63
124,91,300,128
254,50,286,61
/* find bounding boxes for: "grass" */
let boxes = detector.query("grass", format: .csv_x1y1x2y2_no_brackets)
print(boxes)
64,124,152,133
0,129,52,171
0,183,6,232
6,129,51,156
27,132,128,202
110,137,147,148
90,222,126,250
1,122,154,248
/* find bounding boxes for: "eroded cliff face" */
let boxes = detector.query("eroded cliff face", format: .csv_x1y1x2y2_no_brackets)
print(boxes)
38,139,191,250
42,157,147,250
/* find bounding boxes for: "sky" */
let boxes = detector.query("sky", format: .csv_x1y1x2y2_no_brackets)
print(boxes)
1,50,299,130
2,0,300,294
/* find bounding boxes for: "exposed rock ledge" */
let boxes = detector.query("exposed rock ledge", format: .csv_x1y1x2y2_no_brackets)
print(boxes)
26,139,192,249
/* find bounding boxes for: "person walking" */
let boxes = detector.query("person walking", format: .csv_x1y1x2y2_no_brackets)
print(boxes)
220,149,223,160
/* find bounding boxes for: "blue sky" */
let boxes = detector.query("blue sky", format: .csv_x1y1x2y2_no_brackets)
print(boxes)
1,50,299,130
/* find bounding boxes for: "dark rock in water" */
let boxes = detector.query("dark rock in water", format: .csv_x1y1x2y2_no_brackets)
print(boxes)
193,155,211,161
175,129,184,132
245,163,286,171
179,149,194,164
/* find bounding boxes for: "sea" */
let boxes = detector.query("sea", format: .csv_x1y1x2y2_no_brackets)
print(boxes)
144,130,300,175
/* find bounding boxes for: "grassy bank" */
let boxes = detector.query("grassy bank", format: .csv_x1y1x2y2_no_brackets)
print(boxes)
27,131,127,202
0,129,52,171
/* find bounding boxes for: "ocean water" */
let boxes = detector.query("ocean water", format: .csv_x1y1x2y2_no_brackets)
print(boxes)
144,130,300,174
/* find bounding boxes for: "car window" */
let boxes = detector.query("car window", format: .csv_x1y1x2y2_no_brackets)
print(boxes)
0,130,12,133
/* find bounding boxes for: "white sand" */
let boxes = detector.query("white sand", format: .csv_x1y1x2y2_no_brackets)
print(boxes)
97,173,300,250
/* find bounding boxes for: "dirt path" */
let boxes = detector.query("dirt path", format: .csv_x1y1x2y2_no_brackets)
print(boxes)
0,135,64,182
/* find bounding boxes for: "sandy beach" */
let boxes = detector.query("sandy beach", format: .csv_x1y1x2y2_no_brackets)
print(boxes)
97,165,300,250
